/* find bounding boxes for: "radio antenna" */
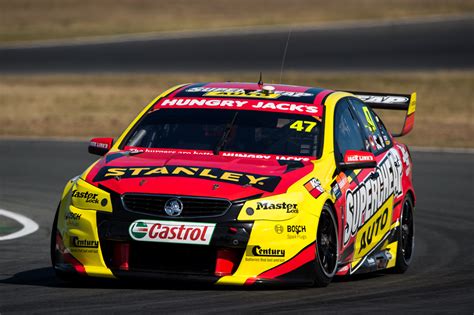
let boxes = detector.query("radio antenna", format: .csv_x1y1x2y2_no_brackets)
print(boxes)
279,27,292,84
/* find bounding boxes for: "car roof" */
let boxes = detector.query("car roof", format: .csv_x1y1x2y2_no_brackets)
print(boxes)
152,82,333,117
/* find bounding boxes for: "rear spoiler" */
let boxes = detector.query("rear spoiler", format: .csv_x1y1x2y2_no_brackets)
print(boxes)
348,91,417,137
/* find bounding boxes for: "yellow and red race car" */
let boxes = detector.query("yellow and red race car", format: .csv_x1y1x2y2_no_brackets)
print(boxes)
51,82,416,286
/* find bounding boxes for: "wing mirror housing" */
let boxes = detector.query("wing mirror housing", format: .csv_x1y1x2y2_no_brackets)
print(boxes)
338,150,376,170
88,137,114,156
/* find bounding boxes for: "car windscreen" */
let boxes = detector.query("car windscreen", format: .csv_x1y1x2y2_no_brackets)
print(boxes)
123,109,322,157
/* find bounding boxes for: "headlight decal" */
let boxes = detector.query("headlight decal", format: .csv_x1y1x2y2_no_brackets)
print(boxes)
71,179,113,212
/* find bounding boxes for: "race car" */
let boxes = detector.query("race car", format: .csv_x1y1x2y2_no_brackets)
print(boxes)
51,82,416,286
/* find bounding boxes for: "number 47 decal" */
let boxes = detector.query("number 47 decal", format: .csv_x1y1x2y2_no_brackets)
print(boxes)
289,120,317,132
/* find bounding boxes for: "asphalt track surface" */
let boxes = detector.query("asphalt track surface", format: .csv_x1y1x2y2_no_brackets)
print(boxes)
0,140,473,313
1,16,473,73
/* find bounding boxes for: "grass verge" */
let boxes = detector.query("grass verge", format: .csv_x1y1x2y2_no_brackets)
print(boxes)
1,0,473,42
0,71,472,148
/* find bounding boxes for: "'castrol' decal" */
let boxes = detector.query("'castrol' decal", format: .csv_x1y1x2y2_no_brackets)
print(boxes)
129,220,215,245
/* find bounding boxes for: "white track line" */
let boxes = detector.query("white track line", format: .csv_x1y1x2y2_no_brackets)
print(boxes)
0,209,39,241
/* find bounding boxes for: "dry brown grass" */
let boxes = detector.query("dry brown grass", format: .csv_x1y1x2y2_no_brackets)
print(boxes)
1,0,473,42
0,71,473,147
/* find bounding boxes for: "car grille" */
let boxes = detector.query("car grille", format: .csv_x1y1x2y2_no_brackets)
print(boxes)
122,194,231,218
129,242,217,274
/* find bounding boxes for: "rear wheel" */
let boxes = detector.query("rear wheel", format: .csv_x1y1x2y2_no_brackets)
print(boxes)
314,205,338,287
392,196,415,273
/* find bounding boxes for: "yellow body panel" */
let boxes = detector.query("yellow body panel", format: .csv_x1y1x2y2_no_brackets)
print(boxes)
408,92,417,115
385,241,399,269
234,207,317,278
71,178,112,212
58,183,114,278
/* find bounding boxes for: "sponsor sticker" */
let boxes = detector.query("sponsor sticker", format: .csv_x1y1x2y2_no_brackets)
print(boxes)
334,173,350,199
287,225,306,235
70,236,99,248
204,90,280,99
344,151,375,163
65,212,81,221
156,97,322,116
90,141,109,149
274,224,307,239
332,184,342,199
246,245,285,257
304,178,324,199
72,190,99,204
129,220,216,245
355,197,393,258
274,224,284,234
286,225,308,240
65,211,81,226
256,201,298,213
343,149,403,246
397,144,411,176
125,147,314,162
244,245,286,263
356,95,409,105
222,151,312,162
186,87,314,98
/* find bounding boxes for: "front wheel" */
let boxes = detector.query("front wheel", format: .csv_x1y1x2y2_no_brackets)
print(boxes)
50,204,76,281
314,205,338,287
392,196,415,273
50,205,59,267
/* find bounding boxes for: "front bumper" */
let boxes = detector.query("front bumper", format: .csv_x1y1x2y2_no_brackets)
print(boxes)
54,188,319,286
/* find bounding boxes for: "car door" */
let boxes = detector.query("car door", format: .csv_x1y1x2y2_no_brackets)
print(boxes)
332,98,377,267
346,97,404,265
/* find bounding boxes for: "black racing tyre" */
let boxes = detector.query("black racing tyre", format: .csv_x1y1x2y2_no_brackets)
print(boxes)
392,196,415,273
314,204,338,287
50,205,59,267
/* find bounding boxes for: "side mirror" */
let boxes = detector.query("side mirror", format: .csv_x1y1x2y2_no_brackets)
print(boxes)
338,150,376,170
88,137,114,156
